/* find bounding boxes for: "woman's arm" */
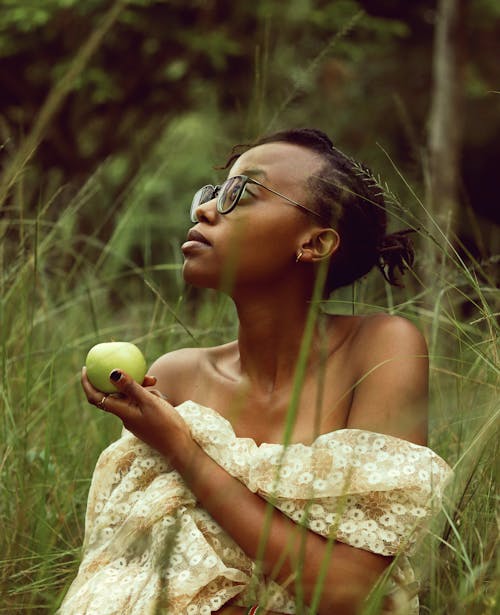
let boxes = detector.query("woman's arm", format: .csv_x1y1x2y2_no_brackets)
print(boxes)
346,314,429,445
176,433,391,615
81,316,427,614
83,368,391,615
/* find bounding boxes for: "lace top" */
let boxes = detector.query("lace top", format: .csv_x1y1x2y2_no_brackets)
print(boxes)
58,401,452,614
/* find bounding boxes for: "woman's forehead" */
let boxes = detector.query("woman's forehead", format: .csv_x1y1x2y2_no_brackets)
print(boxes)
229,142,322,185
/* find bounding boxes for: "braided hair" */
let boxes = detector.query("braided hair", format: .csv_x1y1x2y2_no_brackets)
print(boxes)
252,128,415,294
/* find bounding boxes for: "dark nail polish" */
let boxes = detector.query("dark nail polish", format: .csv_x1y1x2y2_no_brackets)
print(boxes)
110,369,122,382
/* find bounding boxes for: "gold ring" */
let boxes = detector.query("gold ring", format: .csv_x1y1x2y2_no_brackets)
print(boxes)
96,394,108,409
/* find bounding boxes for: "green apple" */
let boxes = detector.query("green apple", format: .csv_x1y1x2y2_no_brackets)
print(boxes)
85,342,147,392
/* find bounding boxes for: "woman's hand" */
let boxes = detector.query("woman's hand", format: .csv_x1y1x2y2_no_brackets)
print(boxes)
81,366,193,463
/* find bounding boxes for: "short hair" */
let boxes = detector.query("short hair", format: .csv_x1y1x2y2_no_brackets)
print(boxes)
227,128,414,294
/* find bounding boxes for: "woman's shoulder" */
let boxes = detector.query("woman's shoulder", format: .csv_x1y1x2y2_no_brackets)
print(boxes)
346,312,427,354
146,342,237,403
341,313,429,445
150,341,235,366
328,312,427,361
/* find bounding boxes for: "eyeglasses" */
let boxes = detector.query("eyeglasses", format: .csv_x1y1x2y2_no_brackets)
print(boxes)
190,174,323,223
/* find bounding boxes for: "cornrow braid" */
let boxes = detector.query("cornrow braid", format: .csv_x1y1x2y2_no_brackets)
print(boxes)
251,128,415,293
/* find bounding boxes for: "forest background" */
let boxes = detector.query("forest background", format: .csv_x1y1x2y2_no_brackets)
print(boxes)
0,0,498,613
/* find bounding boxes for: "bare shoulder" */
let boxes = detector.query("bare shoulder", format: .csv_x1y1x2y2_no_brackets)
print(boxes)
146,342,237,405
355,314,428,367
146,346,208,404
347,313,429,445
354,312,428,358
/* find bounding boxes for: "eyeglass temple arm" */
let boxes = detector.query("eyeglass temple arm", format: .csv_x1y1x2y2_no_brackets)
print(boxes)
248,177,324,219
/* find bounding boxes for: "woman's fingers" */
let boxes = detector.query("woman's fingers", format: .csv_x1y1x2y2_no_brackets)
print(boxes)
142,374,157,387
104,369,173,424
82,368,190,460
81,367,176,445
82,367,158,408
81,367,143,424
108,369,150,404
81,366,110,406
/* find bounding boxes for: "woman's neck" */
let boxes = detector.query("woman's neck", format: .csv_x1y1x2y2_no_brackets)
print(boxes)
232,284,326,394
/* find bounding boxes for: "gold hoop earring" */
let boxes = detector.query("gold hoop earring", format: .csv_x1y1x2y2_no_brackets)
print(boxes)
295,250,303,263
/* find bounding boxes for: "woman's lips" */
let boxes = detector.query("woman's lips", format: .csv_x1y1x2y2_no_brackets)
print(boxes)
181,228,212,253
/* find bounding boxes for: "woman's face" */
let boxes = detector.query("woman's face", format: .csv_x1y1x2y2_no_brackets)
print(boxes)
182,141,324,292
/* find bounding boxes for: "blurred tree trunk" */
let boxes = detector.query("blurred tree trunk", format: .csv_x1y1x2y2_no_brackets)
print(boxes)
426,0,466,238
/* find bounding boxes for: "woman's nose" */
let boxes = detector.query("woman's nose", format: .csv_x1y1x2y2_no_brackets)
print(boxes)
194,198,218,223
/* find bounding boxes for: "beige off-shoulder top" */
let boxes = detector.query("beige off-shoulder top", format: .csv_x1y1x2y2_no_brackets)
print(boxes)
58,401,452,614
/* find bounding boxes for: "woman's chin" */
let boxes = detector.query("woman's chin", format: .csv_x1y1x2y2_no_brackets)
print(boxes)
182,263,220,290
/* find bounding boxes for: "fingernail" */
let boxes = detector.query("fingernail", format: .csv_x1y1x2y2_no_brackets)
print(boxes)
110,369,122,382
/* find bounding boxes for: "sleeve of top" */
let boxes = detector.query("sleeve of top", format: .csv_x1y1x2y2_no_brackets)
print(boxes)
178,401,453,557
243,429,453,556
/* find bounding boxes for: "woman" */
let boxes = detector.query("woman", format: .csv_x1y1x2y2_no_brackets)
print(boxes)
61,129,452,614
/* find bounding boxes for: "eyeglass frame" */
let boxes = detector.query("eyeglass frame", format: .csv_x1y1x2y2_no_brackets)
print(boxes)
190,174,325,223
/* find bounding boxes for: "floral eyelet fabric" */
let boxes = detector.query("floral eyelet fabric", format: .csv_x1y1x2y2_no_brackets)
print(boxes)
58,401,452,615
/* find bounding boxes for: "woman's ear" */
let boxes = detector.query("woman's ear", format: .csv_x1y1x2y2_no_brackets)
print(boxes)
300,228,340,262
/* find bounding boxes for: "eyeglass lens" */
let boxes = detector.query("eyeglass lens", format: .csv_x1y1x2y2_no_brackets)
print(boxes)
191,176,246,222
218,176,244,213
190,185,215,221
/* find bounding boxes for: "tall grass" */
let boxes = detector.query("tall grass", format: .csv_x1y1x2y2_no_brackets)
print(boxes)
0,147,223,612
1,146,498,614
1,10,498,613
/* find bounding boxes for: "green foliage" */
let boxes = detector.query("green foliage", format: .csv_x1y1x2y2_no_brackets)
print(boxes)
1,156,498,612
0,1,498,612
1,0,498,274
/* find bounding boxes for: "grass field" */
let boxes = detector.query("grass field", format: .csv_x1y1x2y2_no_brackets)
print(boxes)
0,148,498,615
